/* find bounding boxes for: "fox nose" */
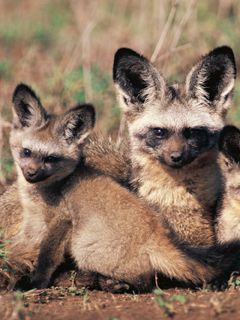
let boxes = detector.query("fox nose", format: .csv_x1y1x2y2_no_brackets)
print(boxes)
27,169,38,177
170,152,183,163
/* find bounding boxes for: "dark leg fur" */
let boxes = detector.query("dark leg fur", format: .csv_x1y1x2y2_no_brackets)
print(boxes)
31,219,72,289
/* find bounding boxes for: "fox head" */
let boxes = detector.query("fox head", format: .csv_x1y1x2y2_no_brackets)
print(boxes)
113,46,236,169
10,84,95,184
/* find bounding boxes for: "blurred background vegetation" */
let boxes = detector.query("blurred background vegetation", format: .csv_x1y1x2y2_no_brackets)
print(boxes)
0,0,239,182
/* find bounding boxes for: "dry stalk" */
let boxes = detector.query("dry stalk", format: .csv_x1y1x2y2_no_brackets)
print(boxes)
156,43,192,62
64,1,99,103
81,22,95,102
171,0,197,50
151,1,178,63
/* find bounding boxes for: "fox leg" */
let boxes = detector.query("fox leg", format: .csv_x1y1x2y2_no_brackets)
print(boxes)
31,219,72,289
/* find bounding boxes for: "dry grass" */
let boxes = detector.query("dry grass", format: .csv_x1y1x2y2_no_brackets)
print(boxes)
0,0,240,181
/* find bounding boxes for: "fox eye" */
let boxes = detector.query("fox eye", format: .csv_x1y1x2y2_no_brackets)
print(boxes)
183,128,207,139
153,128,168,138
23,148,32,157
44,155,61,163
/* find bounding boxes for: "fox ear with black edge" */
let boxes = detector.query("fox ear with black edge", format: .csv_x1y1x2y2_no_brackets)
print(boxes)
12,83,48,129
59,104,95,145
113,47,166,114
186,46,236,115
219,125,240,163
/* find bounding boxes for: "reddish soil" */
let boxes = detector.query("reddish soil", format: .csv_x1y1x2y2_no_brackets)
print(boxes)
1,287,240,320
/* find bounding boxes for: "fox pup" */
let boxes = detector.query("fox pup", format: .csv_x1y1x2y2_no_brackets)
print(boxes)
3,83,226,290
113,46,236,246
217,125,240,243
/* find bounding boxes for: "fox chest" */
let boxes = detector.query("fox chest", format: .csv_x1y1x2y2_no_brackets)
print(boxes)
136,173,217,245
138,175,216,211
22,202,48,241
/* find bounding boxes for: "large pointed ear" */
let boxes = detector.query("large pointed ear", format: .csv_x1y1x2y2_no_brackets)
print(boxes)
186,46,236,115
57,104,95,145
12,83,48,128
219,125,240,163
113,48,166,113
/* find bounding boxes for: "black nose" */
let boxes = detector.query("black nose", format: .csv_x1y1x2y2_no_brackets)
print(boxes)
27,169,38,177
170,152,183,163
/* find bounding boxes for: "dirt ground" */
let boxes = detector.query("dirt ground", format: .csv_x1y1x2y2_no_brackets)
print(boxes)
1,286,240,320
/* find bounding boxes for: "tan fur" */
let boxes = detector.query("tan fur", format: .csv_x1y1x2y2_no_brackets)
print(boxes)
83,133,131,185
0,185,22,239
217,155,240,243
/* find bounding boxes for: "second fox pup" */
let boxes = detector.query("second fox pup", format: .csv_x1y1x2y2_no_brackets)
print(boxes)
113,46,236,246
4,84,223,289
